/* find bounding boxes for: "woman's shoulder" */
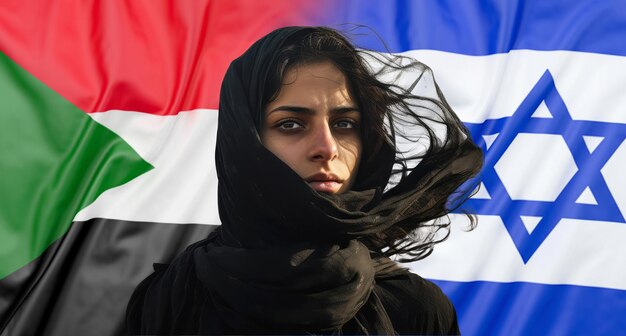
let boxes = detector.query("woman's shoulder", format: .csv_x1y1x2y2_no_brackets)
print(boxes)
126,239,223,334
375,271,460,335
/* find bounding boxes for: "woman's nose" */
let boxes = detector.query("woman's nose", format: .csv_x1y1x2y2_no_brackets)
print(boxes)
309,123,338,162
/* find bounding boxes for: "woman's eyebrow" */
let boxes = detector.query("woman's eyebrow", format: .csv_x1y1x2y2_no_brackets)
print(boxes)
268,105,315,115
268,105,359,115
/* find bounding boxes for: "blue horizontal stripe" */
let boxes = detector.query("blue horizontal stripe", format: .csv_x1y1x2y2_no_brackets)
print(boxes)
322,0,626,56
432,279,626,335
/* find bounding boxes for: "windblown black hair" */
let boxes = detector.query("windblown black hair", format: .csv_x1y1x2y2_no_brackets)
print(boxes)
260,27,483,261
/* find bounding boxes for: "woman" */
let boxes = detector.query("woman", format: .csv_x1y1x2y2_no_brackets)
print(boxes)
127,26,483,335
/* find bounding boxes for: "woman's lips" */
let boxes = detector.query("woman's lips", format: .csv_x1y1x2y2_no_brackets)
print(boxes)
305,173,343,193
308,181,341,193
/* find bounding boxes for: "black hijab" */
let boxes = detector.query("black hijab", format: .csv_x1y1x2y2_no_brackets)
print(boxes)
128,26,482,335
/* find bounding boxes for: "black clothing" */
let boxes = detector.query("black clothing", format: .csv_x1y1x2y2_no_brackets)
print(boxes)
127,26,480,335
127,237,460,335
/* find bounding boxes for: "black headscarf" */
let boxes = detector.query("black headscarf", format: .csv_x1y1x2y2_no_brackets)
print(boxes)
204,26,481,334
128,26,482,335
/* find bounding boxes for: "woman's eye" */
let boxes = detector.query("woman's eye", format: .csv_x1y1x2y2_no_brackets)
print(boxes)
277,120,303,130
334,120,357,129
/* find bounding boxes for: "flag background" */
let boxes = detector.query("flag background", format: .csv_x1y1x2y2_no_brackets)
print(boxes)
1,0,625,335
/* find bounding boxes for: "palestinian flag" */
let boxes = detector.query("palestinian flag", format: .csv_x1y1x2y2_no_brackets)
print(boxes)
0,1,323,335
2,1,626,335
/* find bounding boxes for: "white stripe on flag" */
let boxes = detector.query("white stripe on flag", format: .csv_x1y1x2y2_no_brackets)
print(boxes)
74,109,220,225
408,214,626,291
399,50,626,123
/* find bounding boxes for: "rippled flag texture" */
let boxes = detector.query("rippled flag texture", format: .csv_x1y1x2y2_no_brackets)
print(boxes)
1,1,626,335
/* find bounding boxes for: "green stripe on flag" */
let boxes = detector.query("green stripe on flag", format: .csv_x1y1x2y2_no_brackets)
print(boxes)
0,51,153,279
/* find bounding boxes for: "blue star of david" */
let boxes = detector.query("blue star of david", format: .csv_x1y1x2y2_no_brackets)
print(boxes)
459,70,626,263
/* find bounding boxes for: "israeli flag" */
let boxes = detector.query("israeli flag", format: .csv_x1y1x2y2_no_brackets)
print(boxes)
326,0,626,334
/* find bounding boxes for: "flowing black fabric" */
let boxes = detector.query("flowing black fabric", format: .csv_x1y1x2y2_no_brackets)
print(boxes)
127,26,480,335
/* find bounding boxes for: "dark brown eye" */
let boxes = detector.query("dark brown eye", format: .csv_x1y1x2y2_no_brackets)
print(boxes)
277,119,304,130
333,119,357,129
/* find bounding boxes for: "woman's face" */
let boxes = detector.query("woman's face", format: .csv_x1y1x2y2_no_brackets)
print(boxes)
262,61,362,194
